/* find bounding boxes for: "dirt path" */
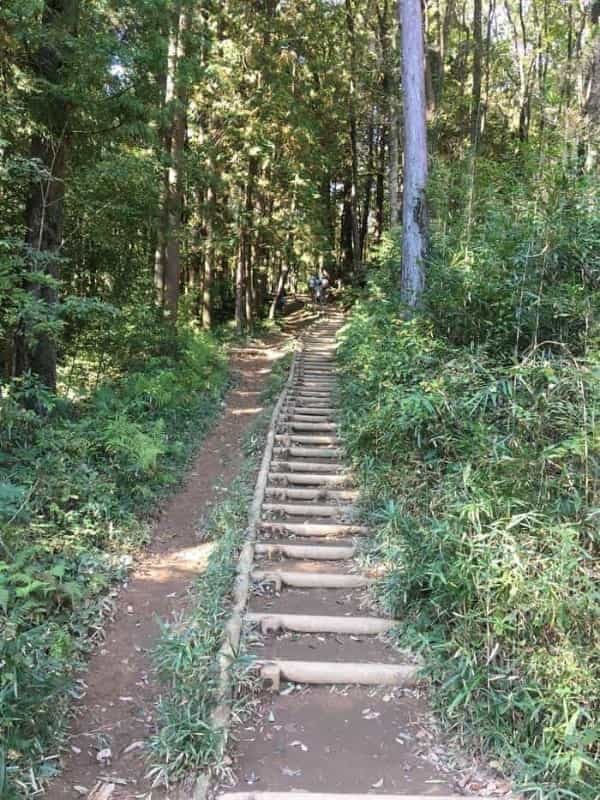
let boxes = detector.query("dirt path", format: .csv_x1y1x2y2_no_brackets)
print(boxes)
45,307,315,800
213,313,512,800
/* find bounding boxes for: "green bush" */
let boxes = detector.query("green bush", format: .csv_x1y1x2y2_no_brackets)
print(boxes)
0,326,227,796
338,168,599,798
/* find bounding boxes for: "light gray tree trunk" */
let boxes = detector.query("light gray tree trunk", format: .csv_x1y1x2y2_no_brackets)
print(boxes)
398,0,428,307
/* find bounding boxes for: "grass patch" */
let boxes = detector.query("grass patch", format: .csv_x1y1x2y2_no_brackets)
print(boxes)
337,267,599,799
148,349,293,788
0,328,228,797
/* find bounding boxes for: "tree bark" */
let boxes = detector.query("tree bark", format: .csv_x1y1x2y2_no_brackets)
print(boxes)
202,183,216,330
470,0,483,148
345,0,362,273
14,0,80,391
154,2,187,322
399,0,428,307
359,115,376,259
375,125,386,243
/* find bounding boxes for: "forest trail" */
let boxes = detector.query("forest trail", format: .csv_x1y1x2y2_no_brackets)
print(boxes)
44,306,317,800
216,313,504,800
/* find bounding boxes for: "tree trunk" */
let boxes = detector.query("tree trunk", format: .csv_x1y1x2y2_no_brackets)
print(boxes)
269,265,288,321
202,183,216,330
376,0,401,227
235,241,245,334
340,180,354,277
375,125,386,243
14,0,80,391
345,0,362,273
360,115,376,259
470,0,483,148
154,2,187,322
399,0,428,307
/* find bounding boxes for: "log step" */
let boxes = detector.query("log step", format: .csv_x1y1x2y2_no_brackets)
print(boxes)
259,522,368,536
262,502,351,517
285,413,335,422
267,473,352,486
269,461,345,474
272,447,343,458
254,543,355,560
286,421,338,431
246,612,393,635
264,488,359,502
251,570,370,590
275,434,341,445
284,407,337,416
258,660,419,690
286,395,334,402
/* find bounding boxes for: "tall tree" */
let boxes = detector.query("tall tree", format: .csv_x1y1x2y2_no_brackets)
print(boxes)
154,0,188,323
399,0,428,307
13,0,80,390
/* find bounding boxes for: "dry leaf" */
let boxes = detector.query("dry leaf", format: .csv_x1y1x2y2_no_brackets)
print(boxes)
96,748,112,763
122,741,144,755
289,740,308,752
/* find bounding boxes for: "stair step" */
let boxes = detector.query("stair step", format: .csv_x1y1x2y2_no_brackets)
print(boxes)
269,460,344,473
272,447,343,458
258,660,419,689
252,569,370,590
284,407,336,416
254,543,355,560
286,421,338,431
265,488,358,502
259,522,368,536
275,434,341,445
246,612,393,635
267,472,351,486
262,502,350,517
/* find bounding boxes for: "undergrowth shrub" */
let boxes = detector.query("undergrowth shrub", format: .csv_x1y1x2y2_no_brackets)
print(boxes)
0,327,227,797
338,167,599,799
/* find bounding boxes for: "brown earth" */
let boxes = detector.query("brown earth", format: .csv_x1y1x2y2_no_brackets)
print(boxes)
44,305,317,800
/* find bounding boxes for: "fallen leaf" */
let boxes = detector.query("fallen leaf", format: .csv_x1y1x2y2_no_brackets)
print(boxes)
289,740,308,752
281,767,302,777
122,741,144,755
88,783,115,800
96,748,112,763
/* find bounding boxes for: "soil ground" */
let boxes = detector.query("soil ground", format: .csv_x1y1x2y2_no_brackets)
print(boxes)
45,304,316,800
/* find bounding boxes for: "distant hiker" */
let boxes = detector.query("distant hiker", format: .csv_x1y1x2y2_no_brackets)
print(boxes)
308,274,321,305
276,288,286,311
320,271,330,302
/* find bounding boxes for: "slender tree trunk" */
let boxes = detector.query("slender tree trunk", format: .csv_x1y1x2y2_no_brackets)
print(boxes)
470,0,483,148
360,115,376,259
154,2,187,322
202,183,216,330
377,0,401,227
345,0,362,272
14,0,80,391
340,180,354,277
269,265,288,320
399,0,428,307
235,240,245,334
375,125,386,243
